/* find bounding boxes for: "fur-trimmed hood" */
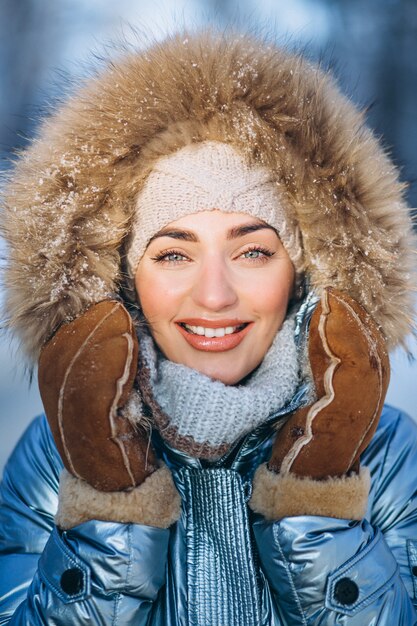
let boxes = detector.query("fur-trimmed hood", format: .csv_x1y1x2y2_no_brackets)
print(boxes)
1,29,415,363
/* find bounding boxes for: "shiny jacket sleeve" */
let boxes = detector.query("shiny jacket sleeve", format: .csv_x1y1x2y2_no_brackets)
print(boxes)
252,406,417,625
0,415,170,625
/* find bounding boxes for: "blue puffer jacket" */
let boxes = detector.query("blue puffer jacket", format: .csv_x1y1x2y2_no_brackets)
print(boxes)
1,400,417,625
1,29,417,626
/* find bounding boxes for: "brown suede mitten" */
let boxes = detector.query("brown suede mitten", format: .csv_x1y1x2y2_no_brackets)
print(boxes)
38,300,158,492
250,287,390,521
269,287,390,478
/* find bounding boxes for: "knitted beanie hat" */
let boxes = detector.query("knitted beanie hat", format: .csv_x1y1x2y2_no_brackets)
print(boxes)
127,141,304,277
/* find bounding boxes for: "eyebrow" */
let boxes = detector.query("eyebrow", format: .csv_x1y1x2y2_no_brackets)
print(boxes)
148,222,278,244
226,223,278,239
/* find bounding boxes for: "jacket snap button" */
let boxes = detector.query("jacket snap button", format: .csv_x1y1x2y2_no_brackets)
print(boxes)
333,577,359,606
60,568,84,595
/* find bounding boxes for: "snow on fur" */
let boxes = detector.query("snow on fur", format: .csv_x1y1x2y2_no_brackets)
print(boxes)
1,29,415,362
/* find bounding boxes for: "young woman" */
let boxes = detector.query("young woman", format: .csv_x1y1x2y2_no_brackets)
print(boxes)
0,30,416,625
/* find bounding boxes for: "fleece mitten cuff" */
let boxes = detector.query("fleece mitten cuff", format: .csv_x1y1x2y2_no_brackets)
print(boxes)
56,466,181,530
249,463,370,521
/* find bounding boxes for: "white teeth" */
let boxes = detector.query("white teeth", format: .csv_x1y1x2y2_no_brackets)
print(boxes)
182,323,244,337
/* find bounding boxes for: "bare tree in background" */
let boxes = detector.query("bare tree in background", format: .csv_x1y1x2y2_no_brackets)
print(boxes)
0,0,58,165
317,0,417,208
195,0,254,26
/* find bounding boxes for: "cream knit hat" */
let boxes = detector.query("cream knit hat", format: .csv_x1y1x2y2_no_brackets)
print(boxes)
127,141,303,277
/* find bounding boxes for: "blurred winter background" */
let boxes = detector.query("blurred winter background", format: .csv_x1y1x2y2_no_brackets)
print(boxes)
0,0,416,474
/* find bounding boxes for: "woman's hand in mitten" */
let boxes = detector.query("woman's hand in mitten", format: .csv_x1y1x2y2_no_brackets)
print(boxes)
38,300,158,492
38,301,178,525
250,287,390,520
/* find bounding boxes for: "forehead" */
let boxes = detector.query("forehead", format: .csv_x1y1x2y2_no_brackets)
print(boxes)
148,210,278,243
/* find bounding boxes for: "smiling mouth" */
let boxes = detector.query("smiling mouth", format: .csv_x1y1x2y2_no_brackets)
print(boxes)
176,321,253,352
179,322,248,337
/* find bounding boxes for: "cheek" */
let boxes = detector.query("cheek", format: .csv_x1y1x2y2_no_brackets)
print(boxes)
248,268,293,322
135,270,186,325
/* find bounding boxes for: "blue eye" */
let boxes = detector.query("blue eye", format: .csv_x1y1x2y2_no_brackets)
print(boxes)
151,250,189,264
240,247,274,261
165,253,187,262
243,249,263,259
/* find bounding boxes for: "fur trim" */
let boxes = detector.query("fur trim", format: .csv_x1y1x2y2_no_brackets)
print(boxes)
56,466,181,530
249,463,370,521
1,30,415,361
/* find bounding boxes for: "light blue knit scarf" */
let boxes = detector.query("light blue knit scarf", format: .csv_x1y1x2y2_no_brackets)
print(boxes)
136,315,301,460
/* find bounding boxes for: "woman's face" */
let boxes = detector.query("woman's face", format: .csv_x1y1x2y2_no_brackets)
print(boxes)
135,210,295,385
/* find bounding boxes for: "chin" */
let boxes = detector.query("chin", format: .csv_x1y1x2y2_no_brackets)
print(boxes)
205,371,243,385
211,372,241,385
167,344,262,385
192,360,255,386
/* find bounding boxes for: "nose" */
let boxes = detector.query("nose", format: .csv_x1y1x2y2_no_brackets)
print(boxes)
191,256,238,311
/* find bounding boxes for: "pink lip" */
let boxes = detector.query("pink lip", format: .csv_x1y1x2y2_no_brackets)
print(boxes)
177,318,248,328
176,321,253,352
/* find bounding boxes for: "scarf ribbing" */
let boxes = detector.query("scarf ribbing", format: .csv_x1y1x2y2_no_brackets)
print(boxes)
135,316,300,460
